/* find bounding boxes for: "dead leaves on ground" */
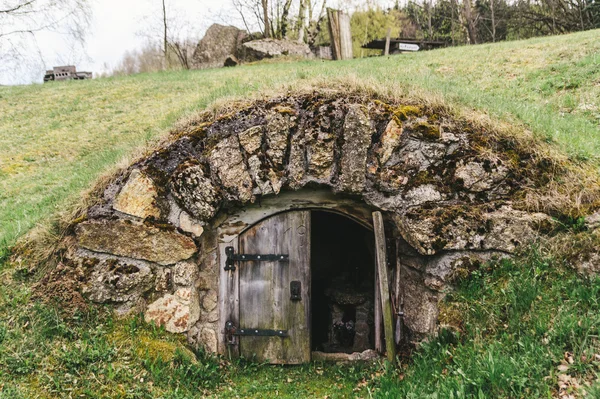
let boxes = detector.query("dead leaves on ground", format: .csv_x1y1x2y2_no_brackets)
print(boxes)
555,351,600,398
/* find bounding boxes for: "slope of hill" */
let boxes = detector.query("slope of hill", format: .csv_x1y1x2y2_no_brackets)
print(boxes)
1,29,599,259
0,30,599,398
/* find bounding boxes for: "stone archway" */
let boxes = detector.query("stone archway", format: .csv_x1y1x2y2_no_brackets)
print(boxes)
64,91,558,359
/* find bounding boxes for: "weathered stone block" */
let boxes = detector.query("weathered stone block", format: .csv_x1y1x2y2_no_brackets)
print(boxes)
247,154,273,195
154,267,171,292
239,125,263,154
113,169,161,219
179,211,204,237
337,105,373,193
401,270,439,335
404,184,443,206
209,135,254,203
454,159,508,192
145,289,200,333
265,112,293,168
170,164,221,221
82,257,154,303
376,119,403,166
307,131,335,181
200,327,218,353
201,290,218,312
76,220,197,265
396,205,555,255
287,131,306,189
173,261,198,286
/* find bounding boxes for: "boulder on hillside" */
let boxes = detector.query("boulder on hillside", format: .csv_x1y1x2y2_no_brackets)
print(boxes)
242,39,313,62
192,24,247,69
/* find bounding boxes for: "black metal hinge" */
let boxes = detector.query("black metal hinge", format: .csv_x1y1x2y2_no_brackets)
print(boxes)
224,246,289,272
225,321,288,338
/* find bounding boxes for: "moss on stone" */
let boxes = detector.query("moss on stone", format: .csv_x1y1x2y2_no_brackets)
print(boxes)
71,215,88,225
273,105,296,115
414,121,441,141
394,105,422,121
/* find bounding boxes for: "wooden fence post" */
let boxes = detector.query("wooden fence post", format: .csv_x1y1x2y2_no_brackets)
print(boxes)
384,28,391,56
327,8,353,60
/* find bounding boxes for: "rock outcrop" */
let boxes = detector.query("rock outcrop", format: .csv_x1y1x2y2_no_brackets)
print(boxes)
192,25,314,69
241,39,313,62
192,24,247,69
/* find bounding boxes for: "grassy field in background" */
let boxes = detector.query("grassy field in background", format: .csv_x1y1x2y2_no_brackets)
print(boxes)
1,29,600,398
1,29,600,257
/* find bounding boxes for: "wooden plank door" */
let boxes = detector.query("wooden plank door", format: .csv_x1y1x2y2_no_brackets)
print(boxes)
238,211,311,364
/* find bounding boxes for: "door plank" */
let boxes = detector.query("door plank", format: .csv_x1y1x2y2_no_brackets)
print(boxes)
373,211,396,364
375,273,383,353
238,211,311,364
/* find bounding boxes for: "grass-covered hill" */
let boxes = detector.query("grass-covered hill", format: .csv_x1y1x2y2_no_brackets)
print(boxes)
1,30,600,398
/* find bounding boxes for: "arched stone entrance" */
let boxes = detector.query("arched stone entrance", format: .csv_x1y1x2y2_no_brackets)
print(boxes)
60,91,559,363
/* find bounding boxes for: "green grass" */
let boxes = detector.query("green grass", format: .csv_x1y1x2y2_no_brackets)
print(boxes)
378,251,600,398
1,250,599,397
1,30,600,398
1,29,600,257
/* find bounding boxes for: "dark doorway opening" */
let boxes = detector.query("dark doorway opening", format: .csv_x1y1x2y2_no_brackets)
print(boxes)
310,211,375,353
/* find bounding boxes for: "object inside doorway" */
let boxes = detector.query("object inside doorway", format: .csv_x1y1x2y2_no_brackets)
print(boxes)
311,211,375,353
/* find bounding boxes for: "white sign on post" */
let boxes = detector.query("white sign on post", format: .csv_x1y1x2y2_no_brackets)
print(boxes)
398,43,420,52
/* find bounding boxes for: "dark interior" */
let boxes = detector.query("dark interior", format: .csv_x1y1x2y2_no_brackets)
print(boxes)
310,210,375,353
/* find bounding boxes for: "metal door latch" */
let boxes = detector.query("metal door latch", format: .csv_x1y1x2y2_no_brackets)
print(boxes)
290,281,302,301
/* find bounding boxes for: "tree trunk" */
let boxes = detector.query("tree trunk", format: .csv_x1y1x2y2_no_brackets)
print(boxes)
162,0,168,65
427,0,433,39
262,0,270,38
306,0,327,47
451,0,457,45
490,0,496,42
297,0,307,43
462,0,478,44
281,0,293,38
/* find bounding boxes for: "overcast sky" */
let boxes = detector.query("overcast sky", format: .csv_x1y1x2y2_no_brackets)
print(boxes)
40,0,233,78
1,0,395,85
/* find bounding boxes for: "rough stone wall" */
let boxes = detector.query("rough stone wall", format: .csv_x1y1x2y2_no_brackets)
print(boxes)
61,92,562,351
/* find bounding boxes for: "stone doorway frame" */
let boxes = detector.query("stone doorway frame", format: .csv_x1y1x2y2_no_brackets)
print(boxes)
215,188,388,357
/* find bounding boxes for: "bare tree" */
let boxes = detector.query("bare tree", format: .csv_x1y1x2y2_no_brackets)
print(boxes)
280,0,294,37
426,0,433,39
0,0,91,82
230,0,328,42
462,0,478,44
231,0,265,33
138,1,200,70
162,0,167,62
297,0,307,42
110,42,164,76
262,0,271,37
305,0,327,46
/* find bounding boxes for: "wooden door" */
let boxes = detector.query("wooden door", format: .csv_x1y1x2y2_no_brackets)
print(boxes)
238,211,311,364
